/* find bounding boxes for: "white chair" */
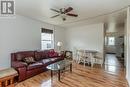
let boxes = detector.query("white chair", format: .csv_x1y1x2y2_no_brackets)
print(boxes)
74,48,79,63
75,49,79,63
77,50,90,67
91,52,103,67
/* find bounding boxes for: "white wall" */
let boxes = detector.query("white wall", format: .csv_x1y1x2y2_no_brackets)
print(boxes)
126,7,130,86
65,23,104,59
54,26,66,51
0,15,66,69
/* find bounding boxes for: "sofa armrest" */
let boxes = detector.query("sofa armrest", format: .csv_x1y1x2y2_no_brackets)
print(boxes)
11,61,28,81
11,61,27,68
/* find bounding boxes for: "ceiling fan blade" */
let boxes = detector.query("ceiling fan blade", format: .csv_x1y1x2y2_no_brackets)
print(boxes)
51,14,60,18
50,8,60,13
67,13,78,17
64,7,73,13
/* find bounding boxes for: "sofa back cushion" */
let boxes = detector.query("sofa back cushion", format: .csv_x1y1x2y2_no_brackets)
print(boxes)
35,50,49,61
15,51,35,61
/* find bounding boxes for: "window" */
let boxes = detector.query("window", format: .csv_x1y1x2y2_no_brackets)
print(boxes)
41,28,54,50
108,37,115,45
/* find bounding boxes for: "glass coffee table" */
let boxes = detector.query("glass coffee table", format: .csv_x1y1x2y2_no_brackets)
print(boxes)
46,59,72,81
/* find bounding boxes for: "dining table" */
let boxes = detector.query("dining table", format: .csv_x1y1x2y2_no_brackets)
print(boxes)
85,50,97,53
85,50,98,57
85,50,98,67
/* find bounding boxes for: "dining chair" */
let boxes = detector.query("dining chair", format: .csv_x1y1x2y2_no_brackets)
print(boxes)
75,49,79,63
77,50,90,67
91,52,103,67
74,48,79,63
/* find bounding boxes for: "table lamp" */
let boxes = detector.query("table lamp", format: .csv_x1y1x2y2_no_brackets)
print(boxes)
57,41,63,51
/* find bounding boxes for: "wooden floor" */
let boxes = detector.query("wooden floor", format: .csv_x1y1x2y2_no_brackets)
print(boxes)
15,54,129,87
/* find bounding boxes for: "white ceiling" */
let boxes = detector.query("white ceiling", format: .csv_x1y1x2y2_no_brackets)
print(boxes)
15,0,130,28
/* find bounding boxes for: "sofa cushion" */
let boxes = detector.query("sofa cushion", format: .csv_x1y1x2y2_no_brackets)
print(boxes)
35,50,49,61
16,54,23,61
15,51,35,61
23,57,36,64
41,59,52,64
40,57,61,66
27,62,43,70
50,58,59,62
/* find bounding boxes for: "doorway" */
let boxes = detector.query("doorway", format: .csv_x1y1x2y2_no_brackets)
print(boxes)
104,22,125,75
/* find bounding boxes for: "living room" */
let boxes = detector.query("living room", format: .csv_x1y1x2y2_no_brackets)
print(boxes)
0,0,130,87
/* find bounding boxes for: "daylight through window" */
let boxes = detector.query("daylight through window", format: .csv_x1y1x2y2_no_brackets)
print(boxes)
108,37,115,45
41,28,54,50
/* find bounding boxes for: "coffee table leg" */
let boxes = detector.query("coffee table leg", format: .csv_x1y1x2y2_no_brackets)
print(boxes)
70,64,72,72
51,70,53,78
58,70,60,81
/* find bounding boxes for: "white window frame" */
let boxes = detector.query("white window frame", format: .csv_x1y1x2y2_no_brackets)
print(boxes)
107,36,115,46
41,30,54,50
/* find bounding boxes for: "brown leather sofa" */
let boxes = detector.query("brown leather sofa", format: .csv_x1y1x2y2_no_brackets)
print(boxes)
11,49,64,81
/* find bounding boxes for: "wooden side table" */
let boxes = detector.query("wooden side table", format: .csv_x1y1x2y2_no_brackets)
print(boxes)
0,68,18,87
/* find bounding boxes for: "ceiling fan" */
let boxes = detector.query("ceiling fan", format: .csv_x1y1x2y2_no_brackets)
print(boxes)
50,7,78,21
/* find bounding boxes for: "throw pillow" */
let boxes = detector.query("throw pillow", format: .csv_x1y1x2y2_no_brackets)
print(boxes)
48,50,58,58
23,57,36,64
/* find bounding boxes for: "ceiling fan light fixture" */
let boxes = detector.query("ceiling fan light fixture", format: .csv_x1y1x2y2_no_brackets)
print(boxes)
61,14,66,21
62,17,66,21
50,7,78,21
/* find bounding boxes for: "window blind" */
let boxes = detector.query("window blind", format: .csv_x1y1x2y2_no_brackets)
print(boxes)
41,28,53,34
